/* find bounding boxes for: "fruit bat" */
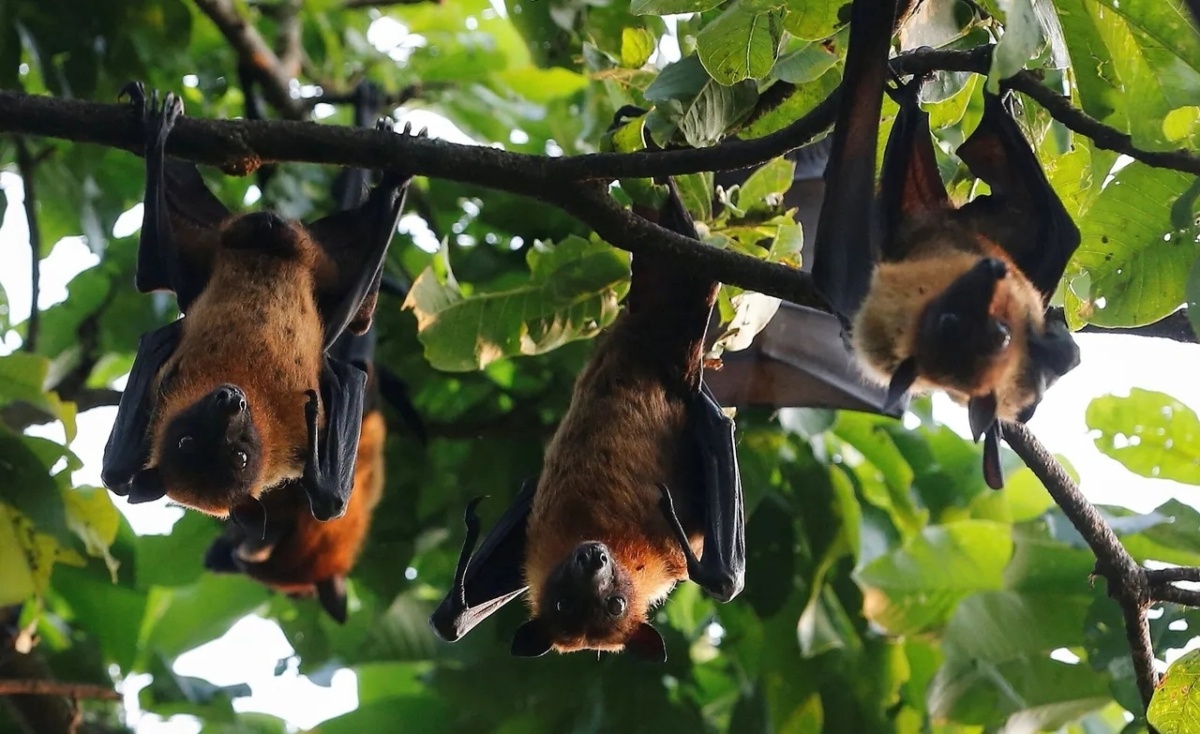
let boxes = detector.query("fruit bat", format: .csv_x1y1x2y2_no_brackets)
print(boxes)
429,181,744,662
810,0,1082,488
203,326,386,623
100,82,417,521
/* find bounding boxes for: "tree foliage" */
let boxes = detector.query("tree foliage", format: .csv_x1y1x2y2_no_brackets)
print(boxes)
1,0,1199,732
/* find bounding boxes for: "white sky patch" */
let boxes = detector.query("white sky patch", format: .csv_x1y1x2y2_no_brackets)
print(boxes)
113,204,143,238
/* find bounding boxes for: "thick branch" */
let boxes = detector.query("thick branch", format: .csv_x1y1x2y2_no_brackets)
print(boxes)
1152,584,1200,607
13,137,41,353
191,0,304,120
0,90,827,309
1004,423,1159,708
892,48,1200,177
1072,309,1197,344
344,0,440,7
1146,567,1200,585
0,680,120,701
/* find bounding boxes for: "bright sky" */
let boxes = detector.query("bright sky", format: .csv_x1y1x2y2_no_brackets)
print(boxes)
2,13,1199,734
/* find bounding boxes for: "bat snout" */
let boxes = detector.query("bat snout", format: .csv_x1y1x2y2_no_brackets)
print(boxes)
573,542,611,574
212,384,248,416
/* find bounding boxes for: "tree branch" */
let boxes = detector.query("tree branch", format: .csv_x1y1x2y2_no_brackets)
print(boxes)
891,47,1200,177
1071,308,1197,344
0,90,829,309
1151,583,1200,608
343,0,440,7
1146,567,1200,585
13,137,41,353
191,0,304,120
0,680,120,701
1003,423,1160,710
273,0,303,80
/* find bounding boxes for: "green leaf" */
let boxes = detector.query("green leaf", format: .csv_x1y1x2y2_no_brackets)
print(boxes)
64,487,120,581
781,0,845,41
493,67,589,105
696,6,783,85
0,351,76,440
0,507,36,605
1086,389,1200,484
1148,649,1200,733
1069,164,1199,327
404,237,630,372
620,27,656,68
631,0,725,16
738,158,796,210
770,38,839,84
987,0,1044,88
854,520,1014,635
0,430,69,543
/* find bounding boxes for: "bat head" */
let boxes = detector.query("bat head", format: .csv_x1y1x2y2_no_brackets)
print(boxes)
221,212,310,260
511,541,666,662
157,383,265,514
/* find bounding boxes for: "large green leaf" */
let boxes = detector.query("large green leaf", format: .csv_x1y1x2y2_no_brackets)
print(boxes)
854,520,1014,635
1149,649,1200,733
404,237,630,372
696,5,783,85
1068,164,1199,327
1086,389,1200,485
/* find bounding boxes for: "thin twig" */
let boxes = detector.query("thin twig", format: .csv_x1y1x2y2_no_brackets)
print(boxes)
13,137,41,353
1151,584,1200,607
1073,309,1197,344
1146,567,1200,585
344,0,440,7
191,0,305,120
302,83,423,110
274,0,303,79
0,679,121,700
891,47,1200,176
1004,423,1159,709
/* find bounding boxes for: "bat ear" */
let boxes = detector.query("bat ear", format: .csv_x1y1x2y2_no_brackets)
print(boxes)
128,467,167,504
316,576,349,624
982,424,1005,490
510,619,554,658
884,358,918,412
624,623,667,663
967,393,998,442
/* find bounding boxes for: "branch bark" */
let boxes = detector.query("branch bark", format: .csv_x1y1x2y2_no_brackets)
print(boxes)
1003,423,1160,710
13,137,41,353
891,47,1200,177
0,680,120,701
191,0,304,120
0,90,830,310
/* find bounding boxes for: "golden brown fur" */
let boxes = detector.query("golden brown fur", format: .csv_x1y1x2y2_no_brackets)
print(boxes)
233,408,386,594
852,215,1047,421
149,223,331,516
523,251,715,653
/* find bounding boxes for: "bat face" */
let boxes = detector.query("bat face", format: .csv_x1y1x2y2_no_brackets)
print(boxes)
156,383,264,514
912,257,1016,391
511,541,666,661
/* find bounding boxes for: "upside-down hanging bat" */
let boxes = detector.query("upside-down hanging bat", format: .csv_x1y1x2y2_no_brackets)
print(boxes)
429,181,744,662
811,0,1081,488
100,82,417,521
203,325,386,623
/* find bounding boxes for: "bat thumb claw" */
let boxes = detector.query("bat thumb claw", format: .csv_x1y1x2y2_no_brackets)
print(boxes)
968,393,999,442
884,359,918,412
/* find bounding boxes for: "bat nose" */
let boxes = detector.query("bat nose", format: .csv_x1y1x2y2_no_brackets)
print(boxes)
978,257,1007,280
214,385,247,415
574,543,609,572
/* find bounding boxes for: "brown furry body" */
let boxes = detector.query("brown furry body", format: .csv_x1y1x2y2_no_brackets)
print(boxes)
853,214,1047,421
230,408,386,594
148,221,335,516
522,253,716,653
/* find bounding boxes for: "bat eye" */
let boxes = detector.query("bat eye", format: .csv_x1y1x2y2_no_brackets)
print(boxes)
555,599,571,613
232,450,248,470
936,313,961,337
177,436,194,452
989,320,1012,348
606,597,626,617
